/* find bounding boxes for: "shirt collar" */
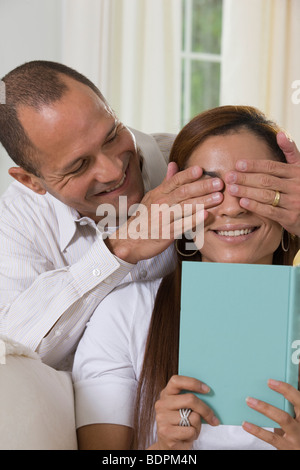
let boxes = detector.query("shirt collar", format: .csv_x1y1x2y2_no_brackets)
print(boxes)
130,128,167,192
50,195,84,252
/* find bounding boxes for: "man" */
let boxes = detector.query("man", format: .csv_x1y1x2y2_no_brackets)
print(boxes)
1,61,300,369
0,61,223,368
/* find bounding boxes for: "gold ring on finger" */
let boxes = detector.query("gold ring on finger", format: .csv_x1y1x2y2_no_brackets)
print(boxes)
272,190,281,207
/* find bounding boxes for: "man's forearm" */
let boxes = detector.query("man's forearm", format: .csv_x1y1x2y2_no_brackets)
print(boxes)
0,237,132,366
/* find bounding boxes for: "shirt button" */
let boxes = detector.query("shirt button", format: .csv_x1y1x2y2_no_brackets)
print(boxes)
79,220,88,226
93,268,101,277
139,269,147,279
54,329,63,337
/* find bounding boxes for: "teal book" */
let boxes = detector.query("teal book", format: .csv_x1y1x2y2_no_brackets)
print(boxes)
178,262,300,428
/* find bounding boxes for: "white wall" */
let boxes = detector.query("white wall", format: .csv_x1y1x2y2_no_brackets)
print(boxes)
0,0,62,195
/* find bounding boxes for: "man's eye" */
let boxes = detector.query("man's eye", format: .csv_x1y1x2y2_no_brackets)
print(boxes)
106,131,118,144
71,160,87,174
106,123,125,144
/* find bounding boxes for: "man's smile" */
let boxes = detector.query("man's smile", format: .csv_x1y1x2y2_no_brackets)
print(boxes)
104,171,127,193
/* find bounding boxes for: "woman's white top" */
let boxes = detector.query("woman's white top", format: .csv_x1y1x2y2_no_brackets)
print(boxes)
72,279,275,450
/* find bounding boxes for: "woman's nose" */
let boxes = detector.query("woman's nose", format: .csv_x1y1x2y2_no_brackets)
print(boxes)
217,187,247,218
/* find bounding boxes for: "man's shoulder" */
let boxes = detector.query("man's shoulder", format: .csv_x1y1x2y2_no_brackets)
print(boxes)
0,181,56,220
150,132,176,145
130,128,176,165
151,133,176,164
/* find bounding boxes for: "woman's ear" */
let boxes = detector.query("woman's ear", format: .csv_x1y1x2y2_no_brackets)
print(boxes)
8,167,46,195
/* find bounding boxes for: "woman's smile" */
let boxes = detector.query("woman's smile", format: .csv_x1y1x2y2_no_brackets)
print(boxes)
210,224,259,241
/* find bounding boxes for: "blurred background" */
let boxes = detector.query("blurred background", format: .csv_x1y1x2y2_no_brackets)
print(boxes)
0,0,299,195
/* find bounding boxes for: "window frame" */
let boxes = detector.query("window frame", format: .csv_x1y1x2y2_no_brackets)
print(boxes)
181,0,223,126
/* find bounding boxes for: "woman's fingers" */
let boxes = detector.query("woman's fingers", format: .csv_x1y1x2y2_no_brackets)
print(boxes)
155,375,220,450
157,375,220,427
242,379,300,450
161,374,210,396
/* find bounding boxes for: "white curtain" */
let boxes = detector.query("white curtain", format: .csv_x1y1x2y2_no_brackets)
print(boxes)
220,0,300,145
62,0,182,134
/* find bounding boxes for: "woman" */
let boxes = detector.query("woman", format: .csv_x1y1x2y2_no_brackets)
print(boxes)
72,106,300,450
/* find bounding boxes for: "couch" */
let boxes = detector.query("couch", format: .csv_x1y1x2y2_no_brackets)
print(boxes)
0,336,77,450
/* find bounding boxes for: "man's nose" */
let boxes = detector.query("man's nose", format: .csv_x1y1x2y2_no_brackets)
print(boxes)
92,153,123,183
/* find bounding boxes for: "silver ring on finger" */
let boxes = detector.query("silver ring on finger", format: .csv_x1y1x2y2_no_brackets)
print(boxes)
179,408,192,427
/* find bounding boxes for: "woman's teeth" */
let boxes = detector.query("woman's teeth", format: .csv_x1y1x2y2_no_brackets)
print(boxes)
105,173,126,193
216,228,255,237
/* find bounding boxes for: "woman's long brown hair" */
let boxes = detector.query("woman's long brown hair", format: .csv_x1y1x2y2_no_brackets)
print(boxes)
133,106,300,449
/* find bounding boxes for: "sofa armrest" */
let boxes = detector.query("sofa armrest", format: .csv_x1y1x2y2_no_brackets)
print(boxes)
0,336,77,450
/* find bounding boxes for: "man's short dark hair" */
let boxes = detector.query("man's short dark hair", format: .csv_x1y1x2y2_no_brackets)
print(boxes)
0,60,107,176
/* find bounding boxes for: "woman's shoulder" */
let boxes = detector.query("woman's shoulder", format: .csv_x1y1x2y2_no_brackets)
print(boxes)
88,278,163,329
107,278,162,309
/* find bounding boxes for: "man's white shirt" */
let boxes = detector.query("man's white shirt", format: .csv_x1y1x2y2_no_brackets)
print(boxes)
0,131,176,367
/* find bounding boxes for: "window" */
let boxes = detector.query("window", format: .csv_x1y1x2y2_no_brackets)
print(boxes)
181,0,223,126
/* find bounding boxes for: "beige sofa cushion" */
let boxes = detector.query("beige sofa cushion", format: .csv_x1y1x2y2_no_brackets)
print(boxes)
0,336,77,450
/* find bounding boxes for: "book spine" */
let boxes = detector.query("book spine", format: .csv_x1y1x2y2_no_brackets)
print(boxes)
285,266,300,415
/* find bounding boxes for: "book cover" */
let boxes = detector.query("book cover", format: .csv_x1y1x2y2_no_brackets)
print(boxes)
178,262,300,428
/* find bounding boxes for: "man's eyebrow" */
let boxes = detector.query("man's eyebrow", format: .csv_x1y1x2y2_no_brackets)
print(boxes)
202,169,221,178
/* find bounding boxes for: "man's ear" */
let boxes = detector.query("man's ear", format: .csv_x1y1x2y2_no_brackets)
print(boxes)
8,167,47,195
